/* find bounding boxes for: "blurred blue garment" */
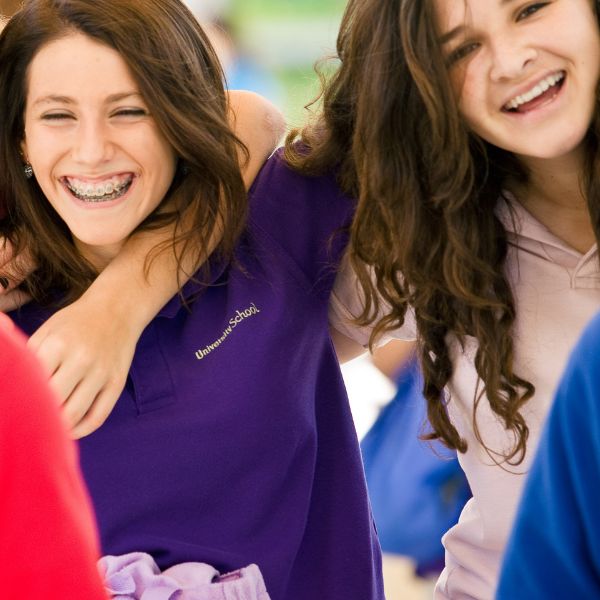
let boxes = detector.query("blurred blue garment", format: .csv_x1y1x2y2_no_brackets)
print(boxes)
361,358,471,575
496,312,600,599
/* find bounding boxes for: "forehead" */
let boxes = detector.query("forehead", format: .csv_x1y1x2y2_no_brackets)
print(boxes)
26,32,139,101
433,0,597,35
433,0,524,31
433,0,477,31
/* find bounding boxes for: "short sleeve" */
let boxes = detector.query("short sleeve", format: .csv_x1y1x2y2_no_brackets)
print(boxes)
329,253,417,347
248,149,354,299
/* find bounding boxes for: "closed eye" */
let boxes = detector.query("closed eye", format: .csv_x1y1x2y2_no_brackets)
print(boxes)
516,2,550,22
447,41,480,66
41,112,74,121
111,108,148,118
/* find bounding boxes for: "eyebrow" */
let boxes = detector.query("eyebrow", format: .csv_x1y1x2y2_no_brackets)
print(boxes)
439,25,465,45
439,0,517,45
32,91,143,107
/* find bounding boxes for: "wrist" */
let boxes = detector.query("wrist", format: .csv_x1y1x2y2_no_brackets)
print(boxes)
81,272,154,335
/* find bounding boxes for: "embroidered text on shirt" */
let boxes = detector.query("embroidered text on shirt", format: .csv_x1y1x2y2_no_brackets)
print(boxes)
195,303,261,360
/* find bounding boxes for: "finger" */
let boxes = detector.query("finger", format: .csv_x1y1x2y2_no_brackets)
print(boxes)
0,288,31,312
28,335,64,380
27,325,49,353
0,248,35,293
0,273,19,292
70,386,120,439
61,374,106,431
47,363,84,405
0,237,15,267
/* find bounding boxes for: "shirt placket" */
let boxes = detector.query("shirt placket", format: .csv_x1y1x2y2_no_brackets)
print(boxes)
128,321,176,414
571,250,600,289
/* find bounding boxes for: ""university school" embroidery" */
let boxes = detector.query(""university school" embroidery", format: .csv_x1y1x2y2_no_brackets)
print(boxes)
195,303,261,360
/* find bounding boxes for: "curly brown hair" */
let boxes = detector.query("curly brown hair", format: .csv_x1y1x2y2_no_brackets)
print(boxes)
285,0,600,464
0,0,247,304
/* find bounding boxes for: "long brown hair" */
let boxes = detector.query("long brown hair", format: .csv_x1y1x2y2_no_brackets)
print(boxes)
284,0,600,464
0,0,247,303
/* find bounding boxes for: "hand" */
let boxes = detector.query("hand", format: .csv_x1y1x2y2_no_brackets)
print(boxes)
0,288,31,312
0,238,33,311
28,293,137,439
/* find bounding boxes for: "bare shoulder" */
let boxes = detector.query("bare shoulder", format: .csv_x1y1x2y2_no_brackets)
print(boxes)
228,90,285,143
227,90,286,188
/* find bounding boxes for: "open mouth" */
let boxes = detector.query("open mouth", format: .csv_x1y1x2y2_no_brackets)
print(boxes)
502,71,566,114
62,173,134,203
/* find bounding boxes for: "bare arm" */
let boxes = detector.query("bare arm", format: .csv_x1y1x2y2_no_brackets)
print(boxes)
370,339,416,380
330,326,368,364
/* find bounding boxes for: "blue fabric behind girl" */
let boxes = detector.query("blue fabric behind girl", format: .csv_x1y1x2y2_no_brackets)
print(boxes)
361,358,471,575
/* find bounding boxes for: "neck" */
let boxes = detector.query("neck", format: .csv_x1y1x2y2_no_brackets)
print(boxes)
74,239,123,272
508,150,596,254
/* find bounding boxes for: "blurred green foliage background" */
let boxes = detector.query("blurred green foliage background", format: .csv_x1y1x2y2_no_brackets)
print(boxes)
185,0,346,126
0,0,346,127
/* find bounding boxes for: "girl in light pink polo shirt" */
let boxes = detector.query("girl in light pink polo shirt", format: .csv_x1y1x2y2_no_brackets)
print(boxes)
285,0,600,597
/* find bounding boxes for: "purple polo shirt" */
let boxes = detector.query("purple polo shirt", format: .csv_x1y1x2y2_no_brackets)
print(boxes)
11,152,384,600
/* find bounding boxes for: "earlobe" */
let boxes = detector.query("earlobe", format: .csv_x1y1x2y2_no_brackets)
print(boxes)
20,141,33,179
20,139,28,163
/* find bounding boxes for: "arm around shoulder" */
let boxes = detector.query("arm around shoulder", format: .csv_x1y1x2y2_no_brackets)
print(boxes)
227,90,285,188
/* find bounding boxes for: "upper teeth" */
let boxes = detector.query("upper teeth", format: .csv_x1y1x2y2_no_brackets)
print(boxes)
66,175,132,198
505,72,565,110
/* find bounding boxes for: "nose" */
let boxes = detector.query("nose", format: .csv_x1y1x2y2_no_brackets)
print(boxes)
71,117,114,167
489,35,538,82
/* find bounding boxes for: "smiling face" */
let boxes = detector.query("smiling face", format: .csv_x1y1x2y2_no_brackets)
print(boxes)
435,0,600,165
21,32,177,269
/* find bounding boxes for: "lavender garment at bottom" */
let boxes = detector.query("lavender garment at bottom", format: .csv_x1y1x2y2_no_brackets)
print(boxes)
100,552,271,600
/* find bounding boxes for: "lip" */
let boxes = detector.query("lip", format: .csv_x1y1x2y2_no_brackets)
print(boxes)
60,171,135,183
500,69,566,111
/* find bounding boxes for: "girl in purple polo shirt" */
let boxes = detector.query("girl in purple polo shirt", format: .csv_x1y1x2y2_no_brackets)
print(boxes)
0,1,382,599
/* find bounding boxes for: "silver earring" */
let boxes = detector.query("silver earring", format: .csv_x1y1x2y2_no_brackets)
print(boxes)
23,163,33,179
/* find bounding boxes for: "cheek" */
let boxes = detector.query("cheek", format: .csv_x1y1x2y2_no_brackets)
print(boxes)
148,133,176,179
144,141,177,206
450,66,474,113
24,132,60,172
456,70,488,128
157,151,177,189
159,145,177,184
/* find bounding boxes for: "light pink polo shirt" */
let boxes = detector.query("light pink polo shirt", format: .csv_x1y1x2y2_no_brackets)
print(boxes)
329,197,600,600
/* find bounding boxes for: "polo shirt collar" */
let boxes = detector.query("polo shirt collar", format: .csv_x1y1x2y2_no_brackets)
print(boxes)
496,193,598,256
496,192,600,285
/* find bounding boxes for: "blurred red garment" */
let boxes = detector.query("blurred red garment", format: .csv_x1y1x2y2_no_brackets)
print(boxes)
0,314,107,599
